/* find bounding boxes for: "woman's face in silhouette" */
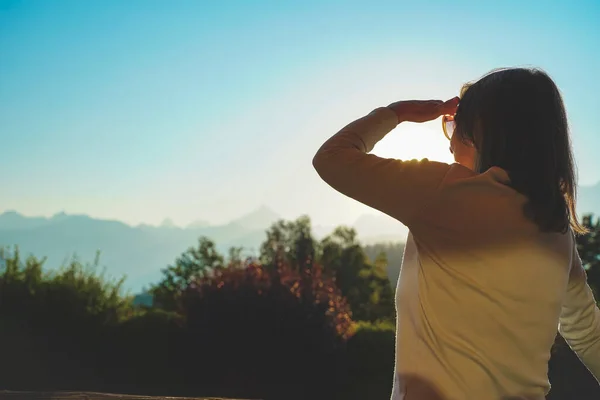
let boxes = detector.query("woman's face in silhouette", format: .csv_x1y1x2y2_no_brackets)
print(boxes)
450,132,477,170
449,83,478,170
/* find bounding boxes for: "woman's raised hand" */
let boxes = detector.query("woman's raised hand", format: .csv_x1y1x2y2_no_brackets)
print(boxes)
387,97,459,124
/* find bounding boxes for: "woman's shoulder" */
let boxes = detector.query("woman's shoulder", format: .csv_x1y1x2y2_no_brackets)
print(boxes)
438,164,514,197
411,163,526,231
443,163,511,184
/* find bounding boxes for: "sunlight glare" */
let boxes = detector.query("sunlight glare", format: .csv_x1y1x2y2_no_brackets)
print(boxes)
371,120,455,164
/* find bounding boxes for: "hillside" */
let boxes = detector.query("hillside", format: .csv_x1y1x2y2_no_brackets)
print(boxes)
0,207,407,293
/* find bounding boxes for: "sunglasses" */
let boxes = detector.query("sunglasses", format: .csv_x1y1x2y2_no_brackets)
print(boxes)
442,114,456,141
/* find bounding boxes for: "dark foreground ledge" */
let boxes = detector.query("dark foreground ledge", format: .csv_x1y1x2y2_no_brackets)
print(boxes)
0,392,252,400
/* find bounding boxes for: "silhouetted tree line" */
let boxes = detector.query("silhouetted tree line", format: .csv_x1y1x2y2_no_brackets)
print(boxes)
0,215,599,399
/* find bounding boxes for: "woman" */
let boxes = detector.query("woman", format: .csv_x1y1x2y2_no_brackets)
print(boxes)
313,67,600,399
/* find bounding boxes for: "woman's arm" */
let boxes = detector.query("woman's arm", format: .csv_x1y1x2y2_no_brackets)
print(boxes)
559,243,600,381
312,99,457,226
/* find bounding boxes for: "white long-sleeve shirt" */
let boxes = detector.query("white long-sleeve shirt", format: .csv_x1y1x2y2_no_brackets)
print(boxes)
313,106,600,400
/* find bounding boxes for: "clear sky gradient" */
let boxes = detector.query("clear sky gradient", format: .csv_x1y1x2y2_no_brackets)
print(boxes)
1,0,599,227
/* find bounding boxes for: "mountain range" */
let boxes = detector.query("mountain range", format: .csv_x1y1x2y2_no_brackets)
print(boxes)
1,182,598,294
0,206,407,293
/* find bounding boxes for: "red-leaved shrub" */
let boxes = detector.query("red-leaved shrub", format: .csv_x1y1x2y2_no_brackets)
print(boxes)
178,259,353,399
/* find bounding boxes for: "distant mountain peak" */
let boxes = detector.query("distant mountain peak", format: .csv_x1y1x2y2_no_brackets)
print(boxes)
1,210,20,216
231,205,280,230
256,204,274,212
52,211,69,219
160,218,177,228
0,210,49,230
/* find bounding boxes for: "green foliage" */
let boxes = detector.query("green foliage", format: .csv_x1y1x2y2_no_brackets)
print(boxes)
0,247,131,326
364,242,405,285
320,226,395,322
0,247,134,391
577,214,600,296
151,236,225,311
259,215,317,269
347,320,396,367
257,218,395,322
108,308,185,389
340,320,396,400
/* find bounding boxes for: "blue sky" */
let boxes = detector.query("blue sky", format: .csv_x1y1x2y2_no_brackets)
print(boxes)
1,0,599,227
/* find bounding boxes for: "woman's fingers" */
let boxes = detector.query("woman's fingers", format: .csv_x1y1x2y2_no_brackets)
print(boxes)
388,98,459,123
441,97,460,114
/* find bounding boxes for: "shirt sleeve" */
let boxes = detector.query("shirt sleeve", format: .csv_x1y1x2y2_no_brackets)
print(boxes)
312,106,451,226
559,242,600,381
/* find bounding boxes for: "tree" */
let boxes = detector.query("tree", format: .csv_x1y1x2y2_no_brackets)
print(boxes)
320,226,395,322
151,237,224,311
577,214,600,296
259,219,395,322
364,242,405,285
228,246,244,268
260,216,317,270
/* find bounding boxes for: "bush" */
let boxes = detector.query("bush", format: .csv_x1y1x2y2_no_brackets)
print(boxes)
178,260,352,400
340,321,395,400
0,248,133,391
102,308,186,395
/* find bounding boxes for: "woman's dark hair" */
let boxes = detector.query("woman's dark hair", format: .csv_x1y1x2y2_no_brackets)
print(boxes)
454,67,587,235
